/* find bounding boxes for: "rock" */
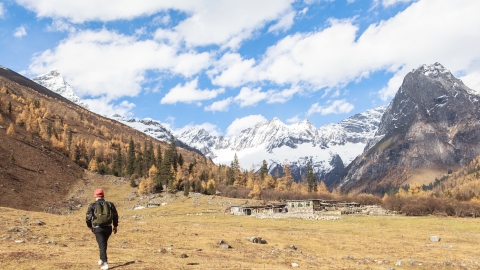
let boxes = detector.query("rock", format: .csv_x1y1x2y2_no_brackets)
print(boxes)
14,240,25,243
158,249,166,253
385,267,394,270
289,244,297,250
196,248,202,252
34,220,45,226
246,237,259,243
291,262,299,268
218,240,225,244
443,244,452,248
220,244,231,249
443,260,451,265
429,236,441,242
181,253,188,258
395,260,402,266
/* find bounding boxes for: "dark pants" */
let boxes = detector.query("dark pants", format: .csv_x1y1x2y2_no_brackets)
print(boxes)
94,226,112,262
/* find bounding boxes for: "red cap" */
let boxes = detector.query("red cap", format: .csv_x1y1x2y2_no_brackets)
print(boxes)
94,189,104,198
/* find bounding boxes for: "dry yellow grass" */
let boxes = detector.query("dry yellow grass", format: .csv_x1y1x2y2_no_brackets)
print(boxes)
1,172,480,269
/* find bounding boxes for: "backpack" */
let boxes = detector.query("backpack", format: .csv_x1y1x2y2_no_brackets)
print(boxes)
93,201,113,226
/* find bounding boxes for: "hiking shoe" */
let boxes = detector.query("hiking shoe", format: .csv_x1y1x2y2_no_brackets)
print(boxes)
98,259,103,265
100,262,109,270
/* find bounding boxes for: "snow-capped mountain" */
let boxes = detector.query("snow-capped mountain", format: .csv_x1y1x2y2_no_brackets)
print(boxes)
337,63,480,194
108,115,201,154
178,106,386,184
32,70,90,109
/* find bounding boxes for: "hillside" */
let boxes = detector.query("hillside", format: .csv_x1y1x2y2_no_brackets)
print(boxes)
337,63,480,194
0,67,208,212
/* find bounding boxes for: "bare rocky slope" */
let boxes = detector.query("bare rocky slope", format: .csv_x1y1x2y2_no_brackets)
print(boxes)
336,63,480,194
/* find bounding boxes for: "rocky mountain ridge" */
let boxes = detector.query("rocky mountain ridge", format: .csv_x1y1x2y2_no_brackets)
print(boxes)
338,62,480,194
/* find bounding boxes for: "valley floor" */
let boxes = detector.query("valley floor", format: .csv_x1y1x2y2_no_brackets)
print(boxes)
1,172,479,269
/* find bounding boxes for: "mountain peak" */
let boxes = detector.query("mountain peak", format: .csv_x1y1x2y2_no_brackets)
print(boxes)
32,70,89,110
413,62,451,77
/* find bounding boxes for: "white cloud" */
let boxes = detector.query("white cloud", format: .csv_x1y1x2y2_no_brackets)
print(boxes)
84,98,135,117
382,0,416,8
286,115,302,124
213,1,480,101
13,26,27,37
161,78,224,104
234,87,268,107
210,53,256,87
307,99,354,116
0,3,5,18
268,11,295,33
152,14,170,25
266,86,299,103
17,0,294,48
205,97,233,112
226,114,267,137
28,29,211,102
46,19,76,32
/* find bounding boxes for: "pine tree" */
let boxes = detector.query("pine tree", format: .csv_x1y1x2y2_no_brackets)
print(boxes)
307,162,316,192
7,101,12,115
156,145,162,170
126,138,135,176
113,145,123,177
145,141,155,171
134,149,144,177
183,180,190,196
260,160,268,181
178,153,184,168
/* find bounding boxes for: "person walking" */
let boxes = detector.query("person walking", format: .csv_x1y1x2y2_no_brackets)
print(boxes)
86,189,119,270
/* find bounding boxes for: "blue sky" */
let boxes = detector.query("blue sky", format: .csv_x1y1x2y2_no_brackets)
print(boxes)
1,0,480,137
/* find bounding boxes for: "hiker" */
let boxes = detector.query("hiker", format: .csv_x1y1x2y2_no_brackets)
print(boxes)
86,189,119,270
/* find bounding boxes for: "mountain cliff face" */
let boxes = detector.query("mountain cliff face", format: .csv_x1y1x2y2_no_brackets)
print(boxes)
178,107,386,184
32,70,90,109
338,63,480,194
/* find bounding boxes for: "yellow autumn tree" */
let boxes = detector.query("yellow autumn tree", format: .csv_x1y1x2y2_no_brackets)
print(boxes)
317,181,329,194
408,182,424,196
88,158,99,172
262,174,276,189
248,182,262,200
6,123,15,136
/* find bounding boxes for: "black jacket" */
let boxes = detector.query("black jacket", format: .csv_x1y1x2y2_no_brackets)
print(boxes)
86,198,119,228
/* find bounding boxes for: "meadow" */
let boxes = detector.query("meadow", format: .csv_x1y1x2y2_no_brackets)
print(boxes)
1,173,479,269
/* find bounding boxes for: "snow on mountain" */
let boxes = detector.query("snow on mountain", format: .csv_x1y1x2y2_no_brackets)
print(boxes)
109,115,174,142
32,70,90,109
178,106,386,181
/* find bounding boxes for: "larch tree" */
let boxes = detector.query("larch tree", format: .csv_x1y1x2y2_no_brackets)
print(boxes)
6,123,15,136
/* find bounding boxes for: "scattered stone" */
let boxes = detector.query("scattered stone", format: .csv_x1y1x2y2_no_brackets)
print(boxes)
291,262,299,268
196,248,202,252
181,253,188,258
14,240,25,243
220,244,231,249
346,255,354,260
158,249,166,253
395,260,402,266
34,220,45,226
443,244,452,248
429,236,441,242
385,266,394,270
218,240,225,244
167,247,173,251
443,260,451,266
8,226,29,232
289,244,297,250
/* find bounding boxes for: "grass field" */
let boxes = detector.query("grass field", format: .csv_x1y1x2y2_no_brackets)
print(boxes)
1,173,479,269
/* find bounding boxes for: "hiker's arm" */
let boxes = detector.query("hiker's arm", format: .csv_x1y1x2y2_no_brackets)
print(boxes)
85,203,94,229
111,203,119,228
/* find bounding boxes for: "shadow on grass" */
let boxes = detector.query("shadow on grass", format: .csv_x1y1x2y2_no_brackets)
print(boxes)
109,261,137,269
